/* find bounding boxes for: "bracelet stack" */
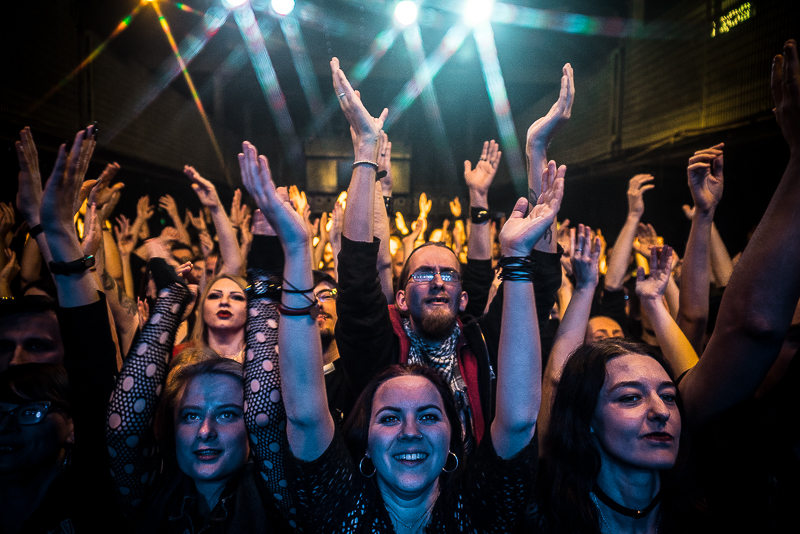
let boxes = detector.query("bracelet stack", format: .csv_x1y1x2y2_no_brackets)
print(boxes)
278,279,320,318
497,256,536,282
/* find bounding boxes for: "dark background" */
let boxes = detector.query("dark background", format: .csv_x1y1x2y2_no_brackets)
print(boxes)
1,0,797,255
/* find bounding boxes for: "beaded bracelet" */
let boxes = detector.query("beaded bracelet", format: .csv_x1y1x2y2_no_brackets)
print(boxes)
352,160,379,171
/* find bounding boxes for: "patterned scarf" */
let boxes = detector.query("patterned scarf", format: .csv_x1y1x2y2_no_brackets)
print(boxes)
402,318,475,455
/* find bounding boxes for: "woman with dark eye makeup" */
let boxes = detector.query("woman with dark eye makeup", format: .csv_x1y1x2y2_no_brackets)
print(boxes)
186,275,249,363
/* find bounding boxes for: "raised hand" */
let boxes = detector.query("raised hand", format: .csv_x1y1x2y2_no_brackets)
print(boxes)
377,131,393,196
633,223,660,257
636,245,675,302
395,212,409,235
627,174,654,218
0,203,15,241
15,127,43,227
682,204,696,220
449,197,462,218
464,140,502,200
687,143,724,214
329,201,344,252
500,162,565,257
771,39,800,151
187,210,207,232
81,202,102,257
418,192,432,220
185,166,222,208
331,57,388,155
87,163,123,209
115,215,135,256
570,224,602,290
526,63,574,153
158,194,181,222
239,141,309,251
40,128,90,232
229,189,245,229
137,195,154,222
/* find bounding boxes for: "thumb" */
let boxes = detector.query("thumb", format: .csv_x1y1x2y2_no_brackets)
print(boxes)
464,160,472,174
509,197,528,219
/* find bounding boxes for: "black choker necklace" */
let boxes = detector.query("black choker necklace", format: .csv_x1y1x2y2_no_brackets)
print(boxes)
591,484,662,519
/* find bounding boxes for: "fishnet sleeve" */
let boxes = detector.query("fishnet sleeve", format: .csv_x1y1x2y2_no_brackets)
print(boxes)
243,272,301,530
105,283,190,517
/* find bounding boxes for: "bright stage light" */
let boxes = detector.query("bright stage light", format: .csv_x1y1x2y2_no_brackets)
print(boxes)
394,1,418,26
222,0,248,10
271,0,295,16
463,0,494,27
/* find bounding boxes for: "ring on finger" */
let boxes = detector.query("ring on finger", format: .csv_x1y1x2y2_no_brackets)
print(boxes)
338,92,346,98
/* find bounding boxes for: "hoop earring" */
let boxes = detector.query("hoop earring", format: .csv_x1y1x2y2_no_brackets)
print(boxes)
442,451,459,473
359,454,376,477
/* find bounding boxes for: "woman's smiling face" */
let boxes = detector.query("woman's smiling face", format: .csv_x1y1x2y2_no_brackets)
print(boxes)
367,375,451,499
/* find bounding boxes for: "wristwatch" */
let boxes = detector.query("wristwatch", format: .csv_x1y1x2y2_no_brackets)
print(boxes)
49,255,95,275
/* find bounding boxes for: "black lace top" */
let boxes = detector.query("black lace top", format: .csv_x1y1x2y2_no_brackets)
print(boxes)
106,251,299,532
288,429,538,533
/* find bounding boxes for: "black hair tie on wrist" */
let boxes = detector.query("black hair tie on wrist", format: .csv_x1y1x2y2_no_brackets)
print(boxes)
470,206,490,225
497,256,536,282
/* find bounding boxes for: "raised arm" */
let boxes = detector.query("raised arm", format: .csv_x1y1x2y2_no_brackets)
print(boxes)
158,194,191,246
492,163,564,459
40,127,100,308
605,174,654,291
678,144,724,353
465,140,502,261
236,205,298,526
240,141,335,462
540,225,600,447
526,63,573,253
16,127,53,265
185,166,244,276
106,262,190,517
335,57,388,243
679,39,800,425
637,245,699,376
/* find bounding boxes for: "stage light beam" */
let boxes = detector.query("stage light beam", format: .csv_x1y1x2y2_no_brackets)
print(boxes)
271,0,295,16
394,1,418,26
222,0,248,9
384,22,471,130
150,1,226,175
472,21,526,196
234,4,304,175
463,0,494,27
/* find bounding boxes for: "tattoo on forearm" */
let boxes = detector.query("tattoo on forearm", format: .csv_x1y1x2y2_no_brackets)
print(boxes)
544,227,553,244
102,271,137,317
101,272,115,291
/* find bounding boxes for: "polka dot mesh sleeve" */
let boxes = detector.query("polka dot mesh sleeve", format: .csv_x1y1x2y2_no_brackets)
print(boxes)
243,278,300,530
106,283,190,517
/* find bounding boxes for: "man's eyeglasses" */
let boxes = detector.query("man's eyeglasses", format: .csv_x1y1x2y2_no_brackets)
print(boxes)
0,402,52,426
315,288,338,302
407,268,462,285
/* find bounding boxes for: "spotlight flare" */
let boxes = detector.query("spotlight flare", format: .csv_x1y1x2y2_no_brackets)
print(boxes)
394,1,418,26
463,0,494,27
222,0,248,10
271,0,295,16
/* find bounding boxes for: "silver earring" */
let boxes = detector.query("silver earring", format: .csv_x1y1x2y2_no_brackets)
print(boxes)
359,454,376,477
442,451,459,473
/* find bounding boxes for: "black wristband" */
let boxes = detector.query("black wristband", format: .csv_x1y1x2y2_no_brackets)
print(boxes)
497,256,536,282
49,255,96,275
148,257,185,291
470,207,490,225
28,224,44,239
383,196,394,218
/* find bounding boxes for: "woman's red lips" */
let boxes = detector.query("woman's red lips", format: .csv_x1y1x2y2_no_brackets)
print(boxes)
217,311,232,318
643,432,673,442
